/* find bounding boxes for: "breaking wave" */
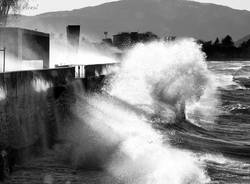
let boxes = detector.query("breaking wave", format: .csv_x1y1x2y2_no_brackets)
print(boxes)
65,39,218,184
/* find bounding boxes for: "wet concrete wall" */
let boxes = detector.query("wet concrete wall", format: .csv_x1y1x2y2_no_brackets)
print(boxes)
0,64,114,164
0,68,75,155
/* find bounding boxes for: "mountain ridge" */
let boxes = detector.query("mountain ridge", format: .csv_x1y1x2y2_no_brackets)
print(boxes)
8,0,250,41
236,34,250,46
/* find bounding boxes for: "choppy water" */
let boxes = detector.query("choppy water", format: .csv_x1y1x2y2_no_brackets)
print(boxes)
167,60,250,184
195,61,250,184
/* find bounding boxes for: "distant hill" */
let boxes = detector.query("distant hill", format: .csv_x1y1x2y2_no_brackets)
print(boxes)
235,34,250,47
7,0,250,41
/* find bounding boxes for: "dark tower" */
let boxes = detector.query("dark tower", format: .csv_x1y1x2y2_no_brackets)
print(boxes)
66,25,80,53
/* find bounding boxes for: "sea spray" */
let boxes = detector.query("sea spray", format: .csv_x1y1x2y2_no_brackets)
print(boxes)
109,39,218,123
32,78,52,93
0,87,6,101
63,39,215,183
70,94,209,184
50,35,118,67
185,73,220,125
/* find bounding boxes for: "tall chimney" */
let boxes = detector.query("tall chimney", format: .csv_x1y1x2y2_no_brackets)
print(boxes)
66,25,80,53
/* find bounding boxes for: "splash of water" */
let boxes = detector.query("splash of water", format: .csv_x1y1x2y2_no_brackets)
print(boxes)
72,94,209,184
0,87,6,100
32,78,52,93
109,39,218,123
64,39,216,184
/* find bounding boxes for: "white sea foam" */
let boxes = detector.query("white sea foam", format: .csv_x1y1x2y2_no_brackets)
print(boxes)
68,39,214,184
109,39,219,124
73,95,209,184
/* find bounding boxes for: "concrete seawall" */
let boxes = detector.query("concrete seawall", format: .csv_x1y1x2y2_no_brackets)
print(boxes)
0,65,112,164
0,68,75,160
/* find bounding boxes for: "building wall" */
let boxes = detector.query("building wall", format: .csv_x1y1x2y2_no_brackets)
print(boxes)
22,31,50,69
0,28,50,72
113,33,131,49
0,29,19,72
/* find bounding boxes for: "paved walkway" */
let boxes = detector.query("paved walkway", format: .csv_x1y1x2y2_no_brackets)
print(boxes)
3,150,120,184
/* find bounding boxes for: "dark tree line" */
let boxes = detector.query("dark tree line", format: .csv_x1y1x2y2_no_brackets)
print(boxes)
109,31,250,60
199,35,250,61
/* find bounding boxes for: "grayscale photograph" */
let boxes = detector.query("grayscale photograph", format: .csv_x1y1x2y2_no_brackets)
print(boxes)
0,0,250,183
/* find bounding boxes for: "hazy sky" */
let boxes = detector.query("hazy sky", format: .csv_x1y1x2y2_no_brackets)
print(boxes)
24,0,250,15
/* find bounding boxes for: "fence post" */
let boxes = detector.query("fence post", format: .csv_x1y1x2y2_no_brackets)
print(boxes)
0,48,6,73
3,48,5,73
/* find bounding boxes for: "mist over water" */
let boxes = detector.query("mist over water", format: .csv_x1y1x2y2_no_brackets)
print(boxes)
50,35,118,67
63,39,222,184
